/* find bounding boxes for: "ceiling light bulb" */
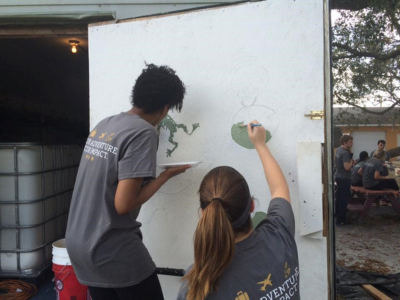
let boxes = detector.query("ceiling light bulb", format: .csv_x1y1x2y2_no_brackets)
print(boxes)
69,40,80,54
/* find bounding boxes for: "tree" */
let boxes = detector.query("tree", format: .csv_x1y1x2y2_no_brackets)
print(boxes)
332,0,400,157
332,0,400,126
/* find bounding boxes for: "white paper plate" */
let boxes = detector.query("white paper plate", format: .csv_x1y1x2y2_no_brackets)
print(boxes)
158,161,202,169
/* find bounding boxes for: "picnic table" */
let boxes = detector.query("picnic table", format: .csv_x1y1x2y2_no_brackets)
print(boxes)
347,186,400,220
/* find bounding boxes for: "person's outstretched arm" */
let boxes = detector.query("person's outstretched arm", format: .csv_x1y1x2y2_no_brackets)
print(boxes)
247,120,290,203
115,165,190,214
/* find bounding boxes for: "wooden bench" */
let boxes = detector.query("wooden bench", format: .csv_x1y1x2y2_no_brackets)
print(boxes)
348,186,400,219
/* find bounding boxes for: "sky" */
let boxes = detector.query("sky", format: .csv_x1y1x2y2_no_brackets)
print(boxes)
330,9,395,108
331,10,339,25
331,9,339,25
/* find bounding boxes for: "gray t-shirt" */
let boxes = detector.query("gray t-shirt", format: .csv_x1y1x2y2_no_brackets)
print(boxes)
65,112,159,288
335,147,352,179
177,198,300,300
362,158,383,188
351,161,365,185
370,150,390,176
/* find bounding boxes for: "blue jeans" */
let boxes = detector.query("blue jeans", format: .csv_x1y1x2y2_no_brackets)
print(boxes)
335,178,351,223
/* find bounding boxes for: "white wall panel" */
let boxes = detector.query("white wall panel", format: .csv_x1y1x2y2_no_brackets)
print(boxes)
89,1,327,298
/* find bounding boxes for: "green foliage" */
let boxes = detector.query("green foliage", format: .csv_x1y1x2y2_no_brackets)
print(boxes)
332,0,400,124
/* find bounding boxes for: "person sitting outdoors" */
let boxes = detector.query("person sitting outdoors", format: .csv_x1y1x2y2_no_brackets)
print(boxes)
370,140,390,176
351,151,369,187
177,121,300,300
370,139,390,161
361,150,399,190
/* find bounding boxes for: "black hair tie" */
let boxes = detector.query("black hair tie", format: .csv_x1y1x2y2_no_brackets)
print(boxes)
211,197,223,203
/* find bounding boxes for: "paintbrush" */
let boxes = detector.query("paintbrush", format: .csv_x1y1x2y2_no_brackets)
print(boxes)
242,124,262,127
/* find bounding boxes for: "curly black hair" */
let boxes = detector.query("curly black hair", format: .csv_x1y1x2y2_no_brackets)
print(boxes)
131,63,186,114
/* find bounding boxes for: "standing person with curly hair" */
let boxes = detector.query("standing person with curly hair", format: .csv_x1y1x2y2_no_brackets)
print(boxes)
177,121,300,300
66,64,190,300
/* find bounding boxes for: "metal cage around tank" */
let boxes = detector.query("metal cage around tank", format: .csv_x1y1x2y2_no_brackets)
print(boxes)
0,143,82,277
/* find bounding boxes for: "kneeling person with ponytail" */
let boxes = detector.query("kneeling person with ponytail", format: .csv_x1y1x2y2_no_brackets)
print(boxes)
177,121,300,300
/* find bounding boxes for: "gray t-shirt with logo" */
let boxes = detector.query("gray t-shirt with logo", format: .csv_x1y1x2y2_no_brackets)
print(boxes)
362,158,384,188
177,198,300,300
335,147,352,179
66,112,158,287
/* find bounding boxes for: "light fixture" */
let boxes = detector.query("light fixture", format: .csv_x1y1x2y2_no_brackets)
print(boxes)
69,40,80,54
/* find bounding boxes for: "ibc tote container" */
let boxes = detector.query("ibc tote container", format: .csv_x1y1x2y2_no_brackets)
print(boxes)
0,143,81,277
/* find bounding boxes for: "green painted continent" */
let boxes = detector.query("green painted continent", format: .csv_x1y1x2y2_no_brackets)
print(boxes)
231,122,272,149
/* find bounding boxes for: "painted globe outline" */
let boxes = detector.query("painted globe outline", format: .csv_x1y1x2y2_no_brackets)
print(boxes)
224,60,270,107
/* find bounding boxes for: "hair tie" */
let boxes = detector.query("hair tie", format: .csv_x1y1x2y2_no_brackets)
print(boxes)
211,197,223,203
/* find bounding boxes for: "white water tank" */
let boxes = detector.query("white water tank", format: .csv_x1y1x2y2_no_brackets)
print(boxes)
0,144,81,276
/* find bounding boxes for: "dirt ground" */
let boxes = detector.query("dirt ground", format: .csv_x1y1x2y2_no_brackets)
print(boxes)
335,205,400,275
